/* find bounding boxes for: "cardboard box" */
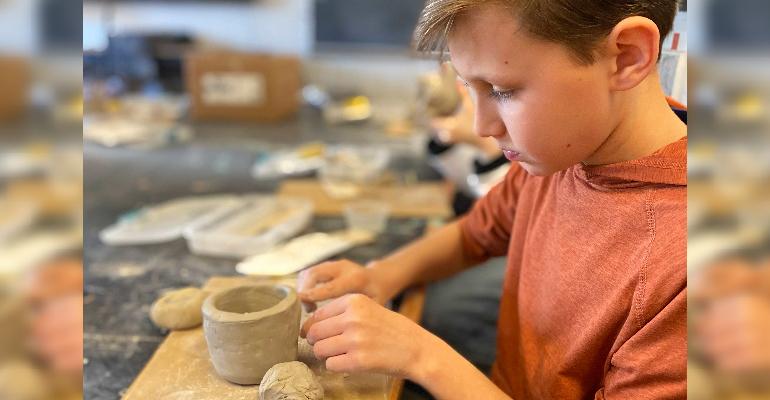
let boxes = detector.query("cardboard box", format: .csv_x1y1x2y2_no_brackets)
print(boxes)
0,57,29,121
185,51,301,122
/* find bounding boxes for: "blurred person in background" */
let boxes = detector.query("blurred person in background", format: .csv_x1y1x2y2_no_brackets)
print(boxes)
0,254,83,400
24,255,84,380
690,259,770,399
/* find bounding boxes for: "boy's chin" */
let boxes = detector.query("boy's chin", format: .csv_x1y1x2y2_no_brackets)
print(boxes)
518,161,559,177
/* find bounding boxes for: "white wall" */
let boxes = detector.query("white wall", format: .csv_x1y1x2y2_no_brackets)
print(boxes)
83,0,314,55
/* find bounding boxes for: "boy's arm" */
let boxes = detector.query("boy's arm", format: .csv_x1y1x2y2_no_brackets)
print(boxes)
366,221,481,301
299,164,525,306
416,333,512,400
368,162,526,301
299,221,480,305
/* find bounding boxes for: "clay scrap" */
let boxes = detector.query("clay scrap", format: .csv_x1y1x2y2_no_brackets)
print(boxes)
150,287,209,331
259,361,324,400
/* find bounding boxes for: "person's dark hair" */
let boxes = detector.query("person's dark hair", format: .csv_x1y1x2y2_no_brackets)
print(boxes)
414,0,680,64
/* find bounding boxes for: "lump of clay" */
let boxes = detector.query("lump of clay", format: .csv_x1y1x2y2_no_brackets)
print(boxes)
259,361,324,400
150,287,208,330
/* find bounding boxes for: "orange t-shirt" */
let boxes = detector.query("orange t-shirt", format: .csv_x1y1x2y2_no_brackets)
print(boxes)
459,137,687,399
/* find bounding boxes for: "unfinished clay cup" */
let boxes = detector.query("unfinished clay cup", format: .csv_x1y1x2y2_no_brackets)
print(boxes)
202,284,300,385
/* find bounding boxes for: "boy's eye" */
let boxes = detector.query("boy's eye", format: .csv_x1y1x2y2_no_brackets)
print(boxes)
489,88,516,101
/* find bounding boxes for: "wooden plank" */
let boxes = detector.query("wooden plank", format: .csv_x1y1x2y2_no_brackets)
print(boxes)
122,275,395,400
277,179,453,219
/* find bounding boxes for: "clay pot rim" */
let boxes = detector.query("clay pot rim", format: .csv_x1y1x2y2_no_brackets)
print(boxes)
202,284,296,323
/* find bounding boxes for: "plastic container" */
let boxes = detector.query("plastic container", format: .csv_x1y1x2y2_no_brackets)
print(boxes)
183,196,313,259
250,143,326,179
99,195,239,245
318,146,389,199
343,200,390,234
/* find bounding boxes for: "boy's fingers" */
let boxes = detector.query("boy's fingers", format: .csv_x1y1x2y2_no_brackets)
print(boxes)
305,313,346,345
325,353,357,373
311,331,349,359
301,300,317,313
298,262,342,292
300,296,349,338
299,272,363,303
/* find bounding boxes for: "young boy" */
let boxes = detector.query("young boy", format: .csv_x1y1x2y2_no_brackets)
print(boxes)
298,1,687,399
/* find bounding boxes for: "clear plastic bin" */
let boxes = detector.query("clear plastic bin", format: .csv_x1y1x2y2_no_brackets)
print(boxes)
318,146,390,199
344,200,390,234
183,196,313,259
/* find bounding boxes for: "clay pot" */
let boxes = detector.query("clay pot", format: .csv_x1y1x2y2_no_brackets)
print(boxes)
202,284,301,385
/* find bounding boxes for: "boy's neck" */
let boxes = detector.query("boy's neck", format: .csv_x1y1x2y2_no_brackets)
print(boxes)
583,72,687,166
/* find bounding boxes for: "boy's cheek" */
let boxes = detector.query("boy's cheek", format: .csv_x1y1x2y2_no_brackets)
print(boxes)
498,88,609,171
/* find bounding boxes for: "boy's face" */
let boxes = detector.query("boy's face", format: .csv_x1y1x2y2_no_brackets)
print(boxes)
448,4,616,176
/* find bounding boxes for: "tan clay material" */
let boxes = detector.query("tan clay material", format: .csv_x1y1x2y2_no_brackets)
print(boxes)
259,361,324,400
202,284,301,385
150,287,208,330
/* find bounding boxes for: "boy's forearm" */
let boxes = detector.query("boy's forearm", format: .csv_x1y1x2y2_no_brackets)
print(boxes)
412,334,511,400
367,221,477,301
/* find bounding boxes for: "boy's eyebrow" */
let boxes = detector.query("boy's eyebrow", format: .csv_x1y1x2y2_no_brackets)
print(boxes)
452,61,512,85
451,64,482,83
459,72,506,86
447,62,468,83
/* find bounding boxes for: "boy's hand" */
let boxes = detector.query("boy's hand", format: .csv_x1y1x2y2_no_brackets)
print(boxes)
302,293,511,400
300,293,440,380
297,260,389,311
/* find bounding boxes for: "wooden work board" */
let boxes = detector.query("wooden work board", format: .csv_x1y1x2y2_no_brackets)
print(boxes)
121,275,425,400
277,179,453,219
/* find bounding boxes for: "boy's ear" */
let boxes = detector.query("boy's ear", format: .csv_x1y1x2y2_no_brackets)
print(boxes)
603,16,660,91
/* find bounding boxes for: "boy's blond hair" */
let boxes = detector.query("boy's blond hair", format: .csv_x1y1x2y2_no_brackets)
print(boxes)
414,0,679,64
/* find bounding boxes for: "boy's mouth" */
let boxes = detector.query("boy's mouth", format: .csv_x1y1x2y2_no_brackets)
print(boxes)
502,149,521,161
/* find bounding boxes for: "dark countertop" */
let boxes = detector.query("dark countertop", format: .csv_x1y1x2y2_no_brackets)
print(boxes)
83,109,442,399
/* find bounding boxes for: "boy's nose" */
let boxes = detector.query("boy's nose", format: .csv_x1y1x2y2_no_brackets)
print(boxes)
473,100,507,139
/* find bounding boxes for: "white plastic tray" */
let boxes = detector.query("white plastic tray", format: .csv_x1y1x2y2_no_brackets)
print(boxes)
183,195,314,259
99,195,239,245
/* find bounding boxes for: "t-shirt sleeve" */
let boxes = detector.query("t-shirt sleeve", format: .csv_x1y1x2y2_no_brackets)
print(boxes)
458,162,528,262
594,288,687,399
